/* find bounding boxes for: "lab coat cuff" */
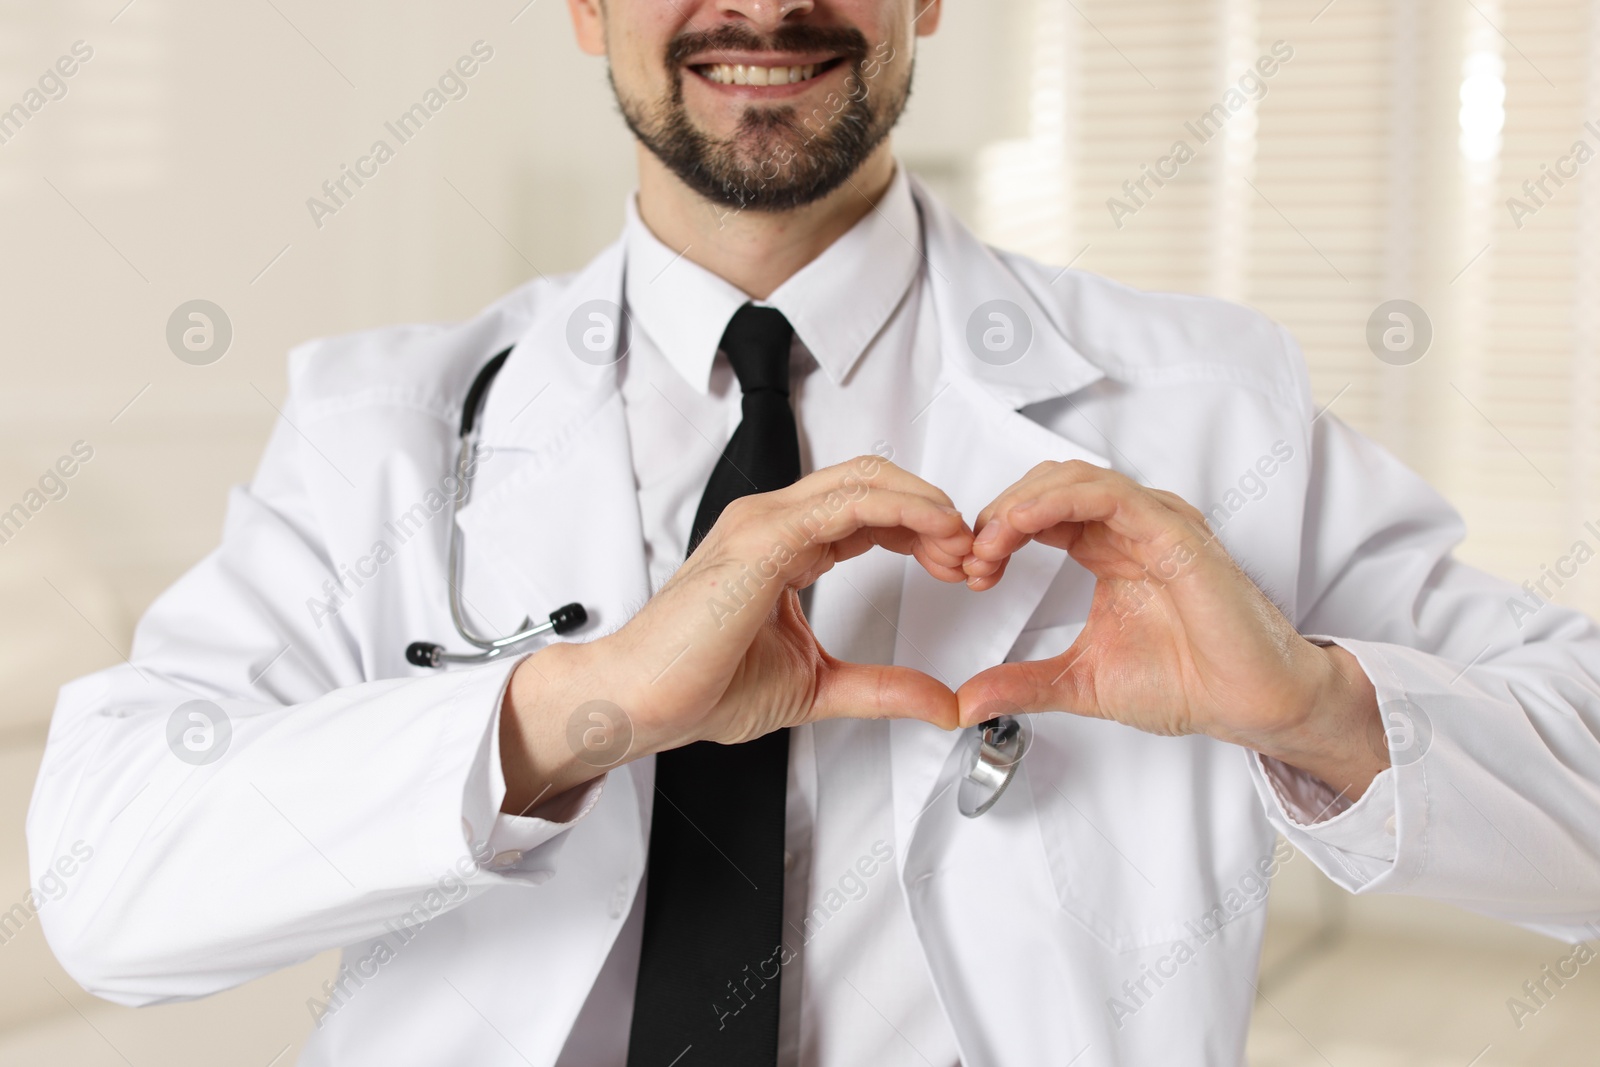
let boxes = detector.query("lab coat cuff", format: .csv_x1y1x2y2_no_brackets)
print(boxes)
407,655,534,884
1249,753,1399,889
482,779,607,881
1247,635,1401,889
1255,754,1398,851
460,653,604,882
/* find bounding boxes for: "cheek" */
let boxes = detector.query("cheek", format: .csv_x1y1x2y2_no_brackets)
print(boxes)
864,31,913,95
606,5,676,84
882,1,924,50
611,50,679,119
609,25,658,88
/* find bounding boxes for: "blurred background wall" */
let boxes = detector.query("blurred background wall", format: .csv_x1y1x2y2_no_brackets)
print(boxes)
1,0,1599,1063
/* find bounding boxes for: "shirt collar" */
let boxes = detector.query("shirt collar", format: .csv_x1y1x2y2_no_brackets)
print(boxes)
622,164,923,393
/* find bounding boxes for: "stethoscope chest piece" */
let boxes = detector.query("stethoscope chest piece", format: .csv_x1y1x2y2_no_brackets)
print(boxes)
957,714,1030,818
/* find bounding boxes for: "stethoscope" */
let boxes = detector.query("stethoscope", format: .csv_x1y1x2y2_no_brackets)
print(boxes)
404,348,588,670
405,345,1027,817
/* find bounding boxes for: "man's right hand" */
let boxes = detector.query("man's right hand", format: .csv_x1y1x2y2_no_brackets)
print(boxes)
498,455,974,816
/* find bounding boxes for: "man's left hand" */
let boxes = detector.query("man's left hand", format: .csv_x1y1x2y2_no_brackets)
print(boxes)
958,460,1388,801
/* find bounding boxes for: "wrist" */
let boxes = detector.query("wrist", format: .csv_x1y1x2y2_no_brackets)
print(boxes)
1251,642,1388,802
499,640,617,817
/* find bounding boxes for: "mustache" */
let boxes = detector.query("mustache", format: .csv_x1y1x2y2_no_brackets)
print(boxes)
666,24,871,68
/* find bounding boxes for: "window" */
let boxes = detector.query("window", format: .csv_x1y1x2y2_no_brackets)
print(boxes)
977,0,1600,615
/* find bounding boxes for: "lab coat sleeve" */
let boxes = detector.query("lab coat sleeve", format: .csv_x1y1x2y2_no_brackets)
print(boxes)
25,406,600,1007
1249,407,1600,939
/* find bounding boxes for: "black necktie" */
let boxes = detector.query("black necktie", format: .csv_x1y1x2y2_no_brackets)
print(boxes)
627,305,800,1067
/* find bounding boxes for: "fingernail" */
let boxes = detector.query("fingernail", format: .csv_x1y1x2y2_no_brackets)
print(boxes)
975,522,1000,545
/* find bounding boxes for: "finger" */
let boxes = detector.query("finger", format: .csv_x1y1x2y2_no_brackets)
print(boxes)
833,525,971,583
697,468,976,595
963,553,1003,578
813,661,960,730
970,463,1106,552
782,455,960,514
986,475,1188,561
1146,488,1214,537
970,460,1078,534
956,653,1094,726
964,553,1011,592
782,487,975,564
874,524,971,569
702,489,971,594
783,457,976,572
965,462,1108,566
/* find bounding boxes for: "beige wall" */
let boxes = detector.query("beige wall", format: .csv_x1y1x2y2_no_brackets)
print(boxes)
1,2,1598,1064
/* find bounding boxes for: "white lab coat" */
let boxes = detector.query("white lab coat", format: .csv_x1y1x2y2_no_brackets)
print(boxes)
27,178,1600,1066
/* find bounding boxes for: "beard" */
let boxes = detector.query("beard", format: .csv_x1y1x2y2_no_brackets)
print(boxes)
613,24,911,213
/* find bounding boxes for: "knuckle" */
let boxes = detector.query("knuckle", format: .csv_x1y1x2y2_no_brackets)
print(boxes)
1149,486,1203,523
844,453,897,486
1059,459,1103,481
796,466,836,491
831,453,887,474
719,495,762,526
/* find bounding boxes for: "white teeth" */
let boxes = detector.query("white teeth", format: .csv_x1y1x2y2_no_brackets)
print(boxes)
701,63,820,86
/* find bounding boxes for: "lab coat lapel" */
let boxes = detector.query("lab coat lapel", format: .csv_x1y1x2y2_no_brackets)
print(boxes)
887,376,1110,842
886,185,1119,1065
888,179,1110,843
454,241,652,643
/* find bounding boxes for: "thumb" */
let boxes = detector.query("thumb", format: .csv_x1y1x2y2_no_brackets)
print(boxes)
813,661,960,731
957,656,1088,727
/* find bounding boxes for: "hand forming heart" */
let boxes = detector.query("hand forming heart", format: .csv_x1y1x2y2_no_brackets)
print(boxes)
500,454,974,811
500,456,1386,815
956,459,1384,798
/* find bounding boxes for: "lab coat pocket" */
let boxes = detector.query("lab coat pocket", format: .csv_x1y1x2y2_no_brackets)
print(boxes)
1016,627,1279,953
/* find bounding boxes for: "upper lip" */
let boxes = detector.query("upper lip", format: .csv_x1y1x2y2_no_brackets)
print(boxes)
682,51,842,69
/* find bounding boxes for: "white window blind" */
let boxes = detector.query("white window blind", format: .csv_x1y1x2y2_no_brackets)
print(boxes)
976,0,1600,617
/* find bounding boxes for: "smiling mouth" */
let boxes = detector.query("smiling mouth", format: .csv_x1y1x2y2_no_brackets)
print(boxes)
692,57,846,87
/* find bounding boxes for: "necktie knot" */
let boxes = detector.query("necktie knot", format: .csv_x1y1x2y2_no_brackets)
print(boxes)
721,303,794,396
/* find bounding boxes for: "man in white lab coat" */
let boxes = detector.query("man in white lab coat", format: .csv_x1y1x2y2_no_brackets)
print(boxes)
27,0,1600,1064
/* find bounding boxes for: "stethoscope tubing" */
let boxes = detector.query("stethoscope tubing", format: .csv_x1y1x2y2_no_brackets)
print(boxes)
405,349,585,670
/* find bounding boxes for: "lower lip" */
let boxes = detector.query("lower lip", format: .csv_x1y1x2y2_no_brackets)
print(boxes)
688,63,842,100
